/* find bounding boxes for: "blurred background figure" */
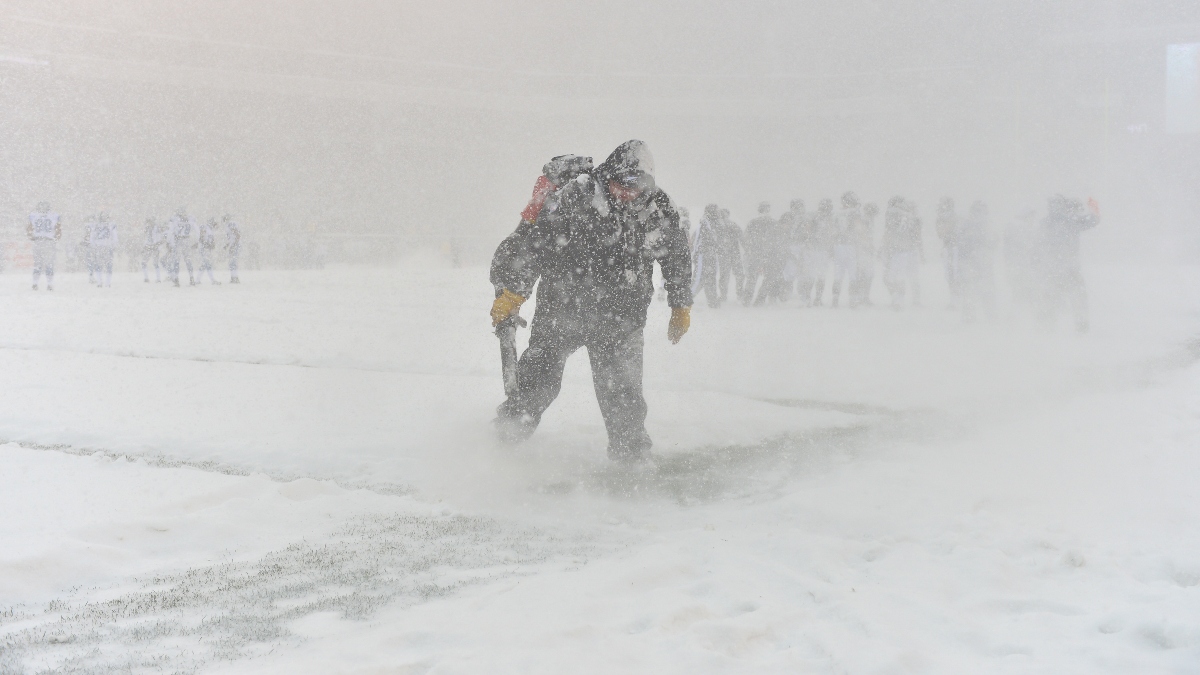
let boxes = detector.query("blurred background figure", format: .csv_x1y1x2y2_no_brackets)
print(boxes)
692,205,722,308
715,208,743,304
854,201,879,306
830,191,862,308
761,209,793,304
198,217,221,285
223,214,242,284
141,217,163,283
28,201,62,291
785,199,808,303
169,207,197,286
936,197,960,309
81,214,97,284
741,202,775,305
801,198,835,306
881,196,924,310
957,200,996,323
90,212,119,288
1036,195,1101,332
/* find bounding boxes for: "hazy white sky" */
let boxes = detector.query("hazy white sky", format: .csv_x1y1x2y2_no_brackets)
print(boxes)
1,0,1198,258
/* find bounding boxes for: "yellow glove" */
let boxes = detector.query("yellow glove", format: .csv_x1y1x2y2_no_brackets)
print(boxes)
667,306,690,344
491,289,526,326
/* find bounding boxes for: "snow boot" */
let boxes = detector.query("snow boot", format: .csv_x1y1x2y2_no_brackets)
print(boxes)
606,430,652,463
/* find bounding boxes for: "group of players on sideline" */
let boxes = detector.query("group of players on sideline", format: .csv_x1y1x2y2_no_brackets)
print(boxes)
25,204,242,290
685,192,1100,331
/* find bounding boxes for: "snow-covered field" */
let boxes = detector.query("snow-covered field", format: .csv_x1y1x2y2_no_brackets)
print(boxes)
2,262,1199,674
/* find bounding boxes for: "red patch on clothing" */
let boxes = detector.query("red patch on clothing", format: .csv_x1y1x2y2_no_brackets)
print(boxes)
520,175,555,223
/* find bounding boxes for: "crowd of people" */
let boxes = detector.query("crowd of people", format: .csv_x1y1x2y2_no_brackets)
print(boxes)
687,192,1101,331
25,204,242,290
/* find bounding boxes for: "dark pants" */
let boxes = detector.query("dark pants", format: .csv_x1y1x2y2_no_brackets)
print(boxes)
754,260,788,305
696,267,720,308
718,253,743,302
501,310,650,458
741,255,765,305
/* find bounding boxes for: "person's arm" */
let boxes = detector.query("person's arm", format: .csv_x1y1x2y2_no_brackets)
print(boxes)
649,192,693,343
489,219,542,298
489,183,571,325
659,225,693,343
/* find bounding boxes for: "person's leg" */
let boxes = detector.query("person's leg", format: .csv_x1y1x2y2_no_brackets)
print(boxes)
717,257,731,302
845,247,860,307
204,250,217,282
587,325,649,461
45,243,56,290
858,248,874,306
944,246,959,308
731,258,745,303
775,267,793,303
744,259,763,306
752,262,774,306
702,269,720,308
884,253,901,307
831,246,851,307
797,248,816,306
812,250,829,306
31,242,44,289
496,315,580,442
847,251,861,306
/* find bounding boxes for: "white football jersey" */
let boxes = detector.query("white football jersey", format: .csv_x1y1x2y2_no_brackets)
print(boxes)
29,212,60,240
91,221,119,248
171,216,194,239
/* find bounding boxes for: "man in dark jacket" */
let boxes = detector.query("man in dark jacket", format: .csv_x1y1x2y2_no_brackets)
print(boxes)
715,208,743,303
692,204,723,308
1035,194,1099,332
741,202,775,305
489,140,693,461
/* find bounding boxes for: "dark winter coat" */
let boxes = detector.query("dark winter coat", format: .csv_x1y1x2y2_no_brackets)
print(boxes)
743,216,776,261
693,215,721,277
490,143,692,329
